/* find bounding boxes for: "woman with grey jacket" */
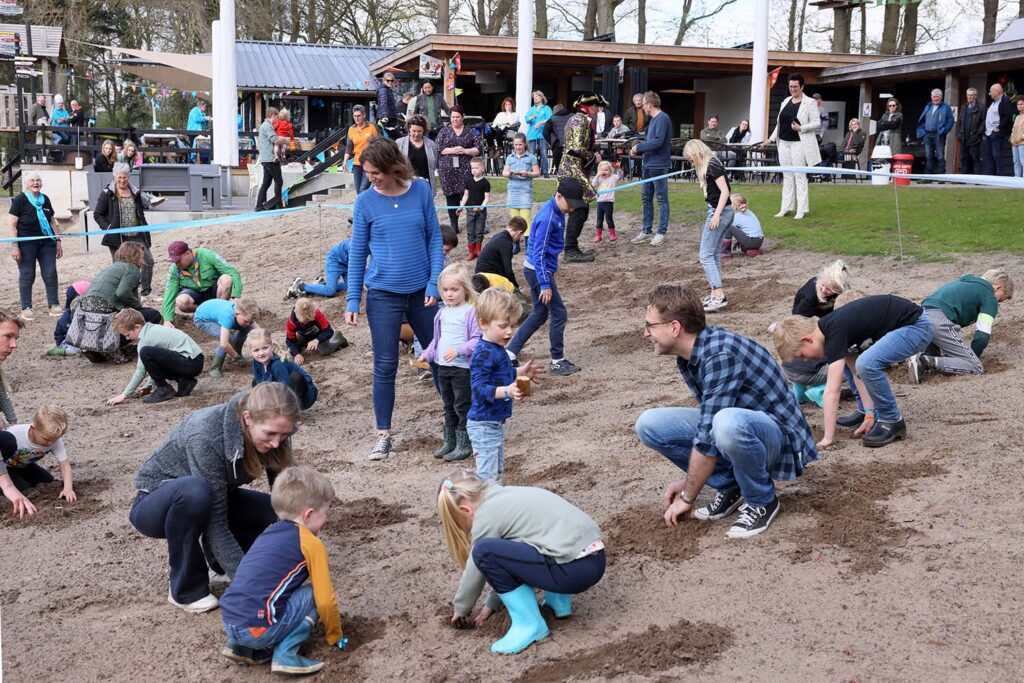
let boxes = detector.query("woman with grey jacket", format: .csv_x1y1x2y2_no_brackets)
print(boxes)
396,115,438,193
129,384,299,613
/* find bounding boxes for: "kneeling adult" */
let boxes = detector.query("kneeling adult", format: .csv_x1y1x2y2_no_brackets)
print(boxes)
106,309,205,405
161,240,242,326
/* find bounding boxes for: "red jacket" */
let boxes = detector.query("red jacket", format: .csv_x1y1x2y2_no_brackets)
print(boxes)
273,119,295,141
286,309,333,357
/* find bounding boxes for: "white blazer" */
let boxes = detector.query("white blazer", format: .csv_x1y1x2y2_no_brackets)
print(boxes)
768,95,822,166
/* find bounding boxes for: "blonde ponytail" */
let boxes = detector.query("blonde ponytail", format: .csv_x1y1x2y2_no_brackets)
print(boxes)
437,470,490,568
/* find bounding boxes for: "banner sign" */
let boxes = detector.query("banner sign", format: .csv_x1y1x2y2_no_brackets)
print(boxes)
419,53,442,79
0,0,23,16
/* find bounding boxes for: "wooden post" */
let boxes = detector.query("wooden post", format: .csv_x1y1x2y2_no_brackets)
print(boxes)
944,69,959,173
858,78,874,170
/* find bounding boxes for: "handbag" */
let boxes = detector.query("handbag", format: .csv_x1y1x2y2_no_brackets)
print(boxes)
66,307,121,353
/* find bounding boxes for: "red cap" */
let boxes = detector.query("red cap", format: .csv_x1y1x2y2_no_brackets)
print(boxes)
167,241,190,263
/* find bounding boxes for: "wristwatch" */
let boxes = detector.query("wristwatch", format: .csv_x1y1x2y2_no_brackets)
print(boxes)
679,491,695,506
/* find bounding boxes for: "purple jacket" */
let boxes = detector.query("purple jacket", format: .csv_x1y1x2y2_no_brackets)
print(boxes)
421,305,481,363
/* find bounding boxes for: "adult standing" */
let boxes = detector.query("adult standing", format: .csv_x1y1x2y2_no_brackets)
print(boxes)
762,73,821,220
8,171,62,320
342,105,380,195
915,88,954,176
984,83,1014,176
811,93,830,139
557,93,606,263
29,95,49,151
635,284,818,539
50,95,70,145
396,115,438,193
81,242,162,324
161,241,242,324
94,163,155,296
129,384,298,612
0,310,34,518
956,88,984,174
623,93,647,134
524,91,552,177
436,106,482,233
375,73,398,124
345,137,444,461
877,98,904,155
1011,96,1024,178
410,81,450,137
255,107,282,211
187,100,209,132
684,139,734,313
629,91,673,246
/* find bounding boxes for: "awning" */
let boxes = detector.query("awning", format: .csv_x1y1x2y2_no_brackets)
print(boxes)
89,43,213,93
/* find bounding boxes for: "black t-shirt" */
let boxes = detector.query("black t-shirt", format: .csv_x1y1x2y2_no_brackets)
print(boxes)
465,176,490,207
9,193,56,238
475,230,518,289
778,99,801,142
408,142,429,180
817,295,922,364
94,156,115,172
703,157,731,208
792,277,836,318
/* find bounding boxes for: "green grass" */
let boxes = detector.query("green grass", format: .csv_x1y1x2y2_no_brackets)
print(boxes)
486,177,1023,259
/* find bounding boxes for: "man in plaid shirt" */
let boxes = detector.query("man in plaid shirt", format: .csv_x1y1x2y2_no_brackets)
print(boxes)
635,285,818,538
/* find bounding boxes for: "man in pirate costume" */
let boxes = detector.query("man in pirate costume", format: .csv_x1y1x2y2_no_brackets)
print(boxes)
556,93,608,264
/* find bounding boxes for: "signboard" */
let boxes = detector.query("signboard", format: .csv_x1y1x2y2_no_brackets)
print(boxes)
419,53,442,80
617,58,624,84
0,30,15,57
0,0,23,16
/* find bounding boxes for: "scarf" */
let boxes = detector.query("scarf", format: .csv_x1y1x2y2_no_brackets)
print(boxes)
23,190,55,238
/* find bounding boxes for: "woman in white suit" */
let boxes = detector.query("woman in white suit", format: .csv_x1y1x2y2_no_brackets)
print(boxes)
762,73,821,219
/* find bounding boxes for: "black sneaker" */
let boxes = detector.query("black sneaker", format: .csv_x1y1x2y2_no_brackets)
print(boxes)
563,249,596,263
221,642,272,666
861,419,906,448
693,488,745,521
906,353,925,384
726,498,780,539
176,377,198,397
550,359,581,376
143,385,177,404
836,410,866,428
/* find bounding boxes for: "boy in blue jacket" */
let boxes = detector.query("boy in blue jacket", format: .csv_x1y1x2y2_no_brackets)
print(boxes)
505,177,586,377
249,329,318,410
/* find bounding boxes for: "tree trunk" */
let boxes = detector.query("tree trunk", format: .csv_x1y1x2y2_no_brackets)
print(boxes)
982,0,999,43
535,0,548,38
899,0,919,55
637,0,646,43
289,0,301,41
859,1,867,54
798,0,806,50
595,0,616,38
583,0,597,39
787,0,798,51
438,0,450,33
1020,0,1024,18
879,2,900,54
832,7,851,53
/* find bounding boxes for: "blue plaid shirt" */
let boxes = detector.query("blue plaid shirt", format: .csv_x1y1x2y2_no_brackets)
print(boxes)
468,339,517,422
678,325,818,480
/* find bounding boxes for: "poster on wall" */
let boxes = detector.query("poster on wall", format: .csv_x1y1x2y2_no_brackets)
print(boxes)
0,0,23,16
419,54,443,79
0,30,15,57
862,102,872,118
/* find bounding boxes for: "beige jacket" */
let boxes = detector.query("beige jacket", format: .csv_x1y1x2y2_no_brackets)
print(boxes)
1010,113,1024,147
768,95,822,166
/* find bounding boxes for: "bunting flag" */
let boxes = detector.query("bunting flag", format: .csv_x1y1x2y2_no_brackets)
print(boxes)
767,66,782,89
453,52,461,73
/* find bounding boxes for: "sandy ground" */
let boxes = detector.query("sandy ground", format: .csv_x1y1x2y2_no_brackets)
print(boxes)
2,189,1023,682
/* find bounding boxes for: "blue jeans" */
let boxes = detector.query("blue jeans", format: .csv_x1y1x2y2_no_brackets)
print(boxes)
194,319,252,360
467,419,505,482
529,138,549,175
352,165,370,194
365,288,437,430
698,205,734,290
922,132,946,174
641,168,670,235
17,238,59,309
1013,144,1024,178
508,268,567,361
302,253,347,298
225,584,317,649
635,406,784,506
128,477,275,603
854,313,934,422
984,133,1007,176
472,539,605,595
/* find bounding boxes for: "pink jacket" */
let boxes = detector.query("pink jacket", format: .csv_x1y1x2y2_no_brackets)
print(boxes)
421,305,481,364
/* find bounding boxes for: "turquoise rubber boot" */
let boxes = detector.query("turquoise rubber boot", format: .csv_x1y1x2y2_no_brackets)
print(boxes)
271,616,324,675
491,585,550,654
542,591,573,619
805,384,826,408
791,382,808,404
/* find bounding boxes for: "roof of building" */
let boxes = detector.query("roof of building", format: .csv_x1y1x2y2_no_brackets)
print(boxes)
0,23,64,60
235,41,393,91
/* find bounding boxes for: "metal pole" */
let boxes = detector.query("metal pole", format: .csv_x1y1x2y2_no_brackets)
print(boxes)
748,0,769,141
515,0,534,133
24,21,35,101
213,0,239,167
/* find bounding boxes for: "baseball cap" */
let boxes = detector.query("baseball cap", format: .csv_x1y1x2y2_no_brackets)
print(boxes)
167,241,191,263
556,177,588,209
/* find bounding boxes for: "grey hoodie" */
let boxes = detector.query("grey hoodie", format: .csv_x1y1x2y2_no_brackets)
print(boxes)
134,392,262,576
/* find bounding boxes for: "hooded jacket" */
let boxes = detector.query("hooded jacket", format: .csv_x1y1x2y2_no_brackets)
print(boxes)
251,354,318,410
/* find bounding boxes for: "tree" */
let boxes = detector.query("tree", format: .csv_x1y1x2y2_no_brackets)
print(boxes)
470,0,517,35
535,0,548,37
438,0,450,32
898,0,919,55
982,0,999,42
637,0,646,43
832,5,851,52
673,0,738,45
879,0,900,54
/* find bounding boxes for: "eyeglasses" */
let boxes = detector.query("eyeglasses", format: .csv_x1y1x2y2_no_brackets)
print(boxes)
644,320,674,332
888,104,897,108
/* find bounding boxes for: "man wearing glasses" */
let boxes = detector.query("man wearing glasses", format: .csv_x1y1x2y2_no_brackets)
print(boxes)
375,73,398,126
634,284,818,539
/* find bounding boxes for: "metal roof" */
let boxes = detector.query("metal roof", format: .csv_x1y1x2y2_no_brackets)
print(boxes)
0,23,64,59
235,41,393,92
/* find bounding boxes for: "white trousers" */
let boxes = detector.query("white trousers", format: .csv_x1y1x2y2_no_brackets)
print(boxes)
777,139,809,214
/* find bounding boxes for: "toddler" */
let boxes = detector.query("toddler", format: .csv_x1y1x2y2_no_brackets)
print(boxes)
273,108,295,161
720,193,764,257
419,264,482,461
220,466,344,675
1,405,76,503
591,160,621,242
286,298,348,366
194,297,259,377
250,329,318,410
460,157,491,260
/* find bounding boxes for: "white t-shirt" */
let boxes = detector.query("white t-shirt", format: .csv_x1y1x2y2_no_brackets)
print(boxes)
5,423,68,467
437,303,473,369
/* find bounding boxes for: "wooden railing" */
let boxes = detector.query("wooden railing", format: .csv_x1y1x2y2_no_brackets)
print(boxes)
0,90,56,131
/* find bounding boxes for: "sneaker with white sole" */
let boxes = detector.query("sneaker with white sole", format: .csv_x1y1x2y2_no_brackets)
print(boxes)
650,233,666,246
209,569,231,585
286,276,303,299
168,591,220,613
726,498,780,539
693,488,745,521
368,433,392,461
703,296,728,312
20,308,35,321
549,359,581,376
906,353,925,384
630,231,652,244
149,195,167,207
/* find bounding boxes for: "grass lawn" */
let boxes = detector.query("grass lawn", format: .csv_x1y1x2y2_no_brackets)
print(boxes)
485,177,1023,259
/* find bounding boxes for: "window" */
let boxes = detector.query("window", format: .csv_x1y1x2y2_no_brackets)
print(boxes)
267,96,308,134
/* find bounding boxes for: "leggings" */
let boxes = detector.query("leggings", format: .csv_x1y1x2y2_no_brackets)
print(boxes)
472,539,606,595
595,202,615,230
437,365,471,430
445,192,463,233
140,347,204,388
722,225,763,250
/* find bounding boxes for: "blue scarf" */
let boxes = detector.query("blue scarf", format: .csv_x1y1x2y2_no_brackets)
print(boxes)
23,190,55,239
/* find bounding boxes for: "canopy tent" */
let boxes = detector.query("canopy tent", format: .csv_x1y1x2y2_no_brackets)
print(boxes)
90,43,213,94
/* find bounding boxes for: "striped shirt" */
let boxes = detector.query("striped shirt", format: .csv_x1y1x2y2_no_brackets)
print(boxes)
346,179,445,313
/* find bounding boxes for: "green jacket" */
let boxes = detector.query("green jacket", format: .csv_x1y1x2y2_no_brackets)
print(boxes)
922,275,999,357
161,248,242,321
85,261,142,311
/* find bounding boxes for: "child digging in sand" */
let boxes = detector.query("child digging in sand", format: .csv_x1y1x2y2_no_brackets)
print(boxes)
250,329,318,411
1,405,76,505
285,298,348,366
194,297,259,377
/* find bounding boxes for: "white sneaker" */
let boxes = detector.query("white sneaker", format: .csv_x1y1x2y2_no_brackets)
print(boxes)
20,308,35,321
209,569,231,585
149,195,167,207
773,210,790,218
368,433,392,461
168,591,219,613
650,233,666,246
48,305,63,317
630,232,652,244
286,276,303,299
703,296,728,312
793,212,806,220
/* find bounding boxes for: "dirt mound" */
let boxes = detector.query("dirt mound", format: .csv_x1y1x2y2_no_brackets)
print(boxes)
515,619,733,681
603,504,713,564
784,458,947,572
1,479,111,529
333,497,411,532
592,329,649,355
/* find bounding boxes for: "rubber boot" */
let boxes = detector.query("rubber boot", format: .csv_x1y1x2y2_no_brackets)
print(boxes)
721,238,733,257
491,584,550,654
319,330,349,355
433,426,456,459
542,591,573,619
229,331,247,360
271,616,324,675
209,354,226,378
805,384,826,408
594,229,603,243
444,430,473,462
608,228,617,242
791,382,808,404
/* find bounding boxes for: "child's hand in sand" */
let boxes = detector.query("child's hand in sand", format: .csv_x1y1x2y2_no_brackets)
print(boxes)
294,353,305,366
106,393,127,406
451,614,472,629
474,606,494,627
60,486,77,503
306,338,319,351
443,348,457,362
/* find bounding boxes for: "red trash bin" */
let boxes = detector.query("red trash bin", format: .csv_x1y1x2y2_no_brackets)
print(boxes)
892,154,914,186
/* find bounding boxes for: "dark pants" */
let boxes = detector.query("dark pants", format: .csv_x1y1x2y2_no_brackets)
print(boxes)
984,133,1007,176
595,202,615,230
288,371,310,407
922,132,946,174
472,539,606,595
257,161,283,210
352,165,371,194
140,347,204,388
959,139,982,174
445,192,462,233
437,365,471,430
17,238,59,310
723,225,764,250
564,204,589,253
109,242,155,293
466,209,487,245
1,431,55,491
135,307,164,325
129,478,276,603
508,268,567,361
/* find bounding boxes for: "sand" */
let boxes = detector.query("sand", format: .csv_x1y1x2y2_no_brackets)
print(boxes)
2,190,1023,681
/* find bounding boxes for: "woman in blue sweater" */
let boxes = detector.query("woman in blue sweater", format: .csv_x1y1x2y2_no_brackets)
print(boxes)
345,137,444,461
